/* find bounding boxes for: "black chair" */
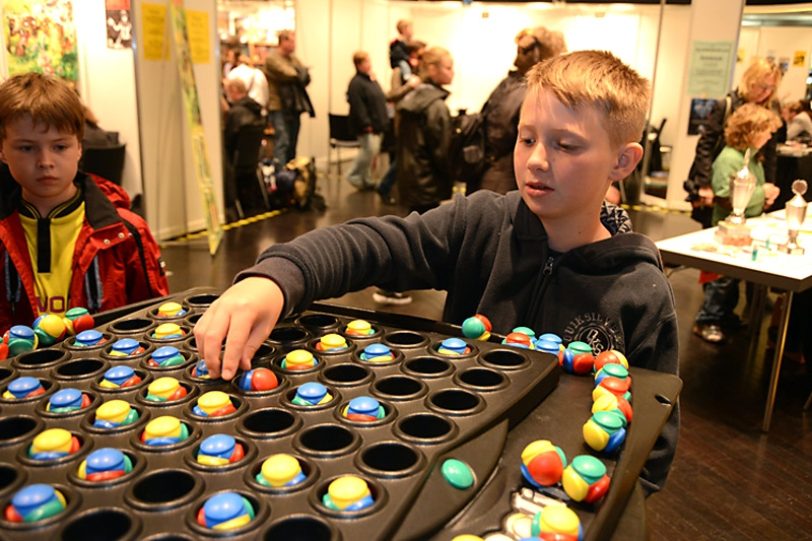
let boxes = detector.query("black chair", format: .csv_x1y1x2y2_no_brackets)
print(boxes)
328,113,360,177
229,123,268,218
81,144,127,185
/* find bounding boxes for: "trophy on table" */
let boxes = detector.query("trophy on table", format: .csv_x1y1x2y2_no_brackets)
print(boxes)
715,149,756,246
782,179,808,255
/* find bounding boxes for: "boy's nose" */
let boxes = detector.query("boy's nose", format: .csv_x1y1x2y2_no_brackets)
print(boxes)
528,144,550,171
36,150,55,167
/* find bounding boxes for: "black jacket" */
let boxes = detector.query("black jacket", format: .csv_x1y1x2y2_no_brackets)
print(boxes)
691,90,779,188
473,71,527,195
240,190,679,493
224,97,263,160
347,72,389,137
395,83,452,210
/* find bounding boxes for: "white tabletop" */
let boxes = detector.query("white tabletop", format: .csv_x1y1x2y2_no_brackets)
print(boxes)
655,211,812,292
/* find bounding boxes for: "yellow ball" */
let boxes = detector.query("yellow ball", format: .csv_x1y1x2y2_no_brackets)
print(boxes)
33,428,72,453
158,302,183,317
521,439,556,465
148,377,181,400
96,399,132,424
328,475,369,509
286,349,315,367
261,454,301,487
198,391,231,414
538,505,580,536
320,333,347,349
145,416,181,438
154,323,182,339
346,320,372,333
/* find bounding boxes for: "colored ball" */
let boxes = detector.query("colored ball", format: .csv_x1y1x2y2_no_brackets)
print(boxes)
323,475,374,511
147,346,186,368
532,505,583,541
502,332,535,349
291,382,332,406
461,314,492,341
594,363,631,389
237,368,279,392
32,314,67,347
157,301,187,318
512,326,536,339
591,393,633,425
193,391,237,417
256,453,306,487
141,416,189,447
4,484,66,523
562,455,610,504
93,399,140,429
583,410,627,453
197,492,255,531
559,341,595,375
594,349,629,373
192,359,210,379
145,377,188,402
152,323,185,340
46,388,91,413
99,365,142,389
3,376,46,400
281,349,317,371
73,329,105,348
3,325,38,357
345,319,374,336
197,434,245,467
437,337,471,356
520,440,567,488
535,332,564,355
29,428,81,461
343,396,385,422
316,333,349,352
77,448,133,482
63,307,95,334
108,338,145,357
592,376,632,403
359,343,395,363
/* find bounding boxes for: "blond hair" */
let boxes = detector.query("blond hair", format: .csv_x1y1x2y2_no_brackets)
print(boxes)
0,73,84,141
396,19,411,34
418,47,450,79
516,26,567,61
352,51,369,69
525,50,649,148
224,78,247,95
723,102,781,150
740,58,782,104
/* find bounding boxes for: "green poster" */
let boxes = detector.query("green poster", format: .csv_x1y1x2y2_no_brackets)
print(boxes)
3,0,79,81
687,41,734,98
168,0,222,255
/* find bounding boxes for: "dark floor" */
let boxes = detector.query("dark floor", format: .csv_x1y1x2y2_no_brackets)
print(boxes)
161,168,812,541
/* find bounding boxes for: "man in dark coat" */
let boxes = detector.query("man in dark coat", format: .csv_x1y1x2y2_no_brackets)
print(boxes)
346,51,389,190
223,79,264,218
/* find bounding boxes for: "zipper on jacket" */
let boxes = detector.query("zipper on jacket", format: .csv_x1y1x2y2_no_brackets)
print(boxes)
543,256,555,276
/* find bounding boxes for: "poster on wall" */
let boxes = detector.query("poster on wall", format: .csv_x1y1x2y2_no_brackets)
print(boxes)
2,0,78,81
687,41,734,98
105,0,132,49
169,0,222,255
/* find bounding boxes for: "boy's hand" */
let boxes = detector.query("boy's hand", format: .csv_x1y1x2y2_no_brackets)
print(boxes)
763,182,780,208
698,186,715,207
194,277,285,381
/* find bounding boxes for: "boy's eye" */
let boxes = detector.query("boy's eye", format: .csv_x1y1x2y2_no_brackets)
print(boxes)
518,136,535,146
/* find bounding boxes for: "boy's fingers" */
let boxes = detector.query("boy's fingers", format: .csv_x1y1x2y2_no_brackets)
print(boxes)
198,304,227,379
221,310,256,380
240,323,272,371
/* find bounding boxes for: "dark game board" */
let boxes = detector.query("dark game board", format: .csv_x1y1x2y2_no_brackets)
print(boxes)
0,289,680,541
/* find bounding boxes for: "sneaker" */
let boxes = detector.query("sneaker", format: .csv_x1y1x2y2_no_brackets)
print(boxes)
372,289,412,305
692,323,725,344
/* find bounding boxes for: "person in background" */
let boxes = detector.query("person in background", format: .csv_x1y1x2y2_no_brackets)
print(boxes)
782,99,812,141
686,58,783,228
692,103,782,343
264,30,315,166
389,20,414,80
225,51,269,116
377,40,425,205
81,105,118,149
469,26,566,195
0,73,168,333
194,50,678,495
223,79,264,220
346,51,389,191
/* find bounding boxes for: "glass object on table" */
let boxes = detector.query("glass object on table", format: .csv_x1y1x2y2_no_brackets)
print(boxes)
784,179,808,255
716,149,756,246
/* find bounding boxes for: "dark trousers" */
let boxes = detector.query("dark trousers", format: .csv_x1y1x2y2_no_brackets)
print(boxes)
269,110,301,165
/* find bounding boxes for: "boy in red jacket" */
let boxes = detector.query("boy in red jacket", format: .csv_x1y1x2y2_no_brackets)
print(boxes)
0,73,168,333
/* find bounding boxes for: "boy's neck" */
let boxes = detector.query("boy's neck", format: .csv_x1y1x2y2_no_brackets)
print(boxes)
23,183,79,218
543,215,611,253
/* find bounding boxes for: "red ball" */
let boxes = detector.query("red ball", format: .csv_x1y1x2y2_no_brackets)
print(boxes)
505,332,532,347
594,350,627,372
71,314,96,334
251,368,279,391
571,353,595,375
0,342,8,361
527,452,565,486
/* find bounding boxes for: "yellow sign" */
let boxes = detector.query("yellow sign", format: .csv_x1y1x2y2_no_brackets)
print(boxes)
185,9,210,64
142,3,167,61
793,50,807,67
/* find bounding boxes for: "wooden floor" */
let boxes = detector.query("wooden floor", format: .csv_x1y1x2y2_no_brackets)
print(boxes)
161,169,812,541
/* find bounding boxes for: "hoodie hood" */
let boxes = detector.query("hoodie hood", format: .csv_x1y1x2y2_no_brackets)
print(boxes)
397,83,449,116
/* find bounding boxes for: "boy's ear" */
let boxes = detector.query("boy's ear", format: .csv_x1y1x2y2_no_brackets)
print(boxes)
609,142,644,181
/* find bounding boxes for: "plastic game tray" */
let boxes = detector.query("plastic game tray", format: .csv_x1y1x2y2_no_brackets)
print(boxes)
0,289,562,540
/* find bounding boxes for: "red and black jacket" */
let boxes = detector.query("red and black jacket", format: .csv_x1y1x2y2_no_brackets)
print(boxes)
0,170,169,333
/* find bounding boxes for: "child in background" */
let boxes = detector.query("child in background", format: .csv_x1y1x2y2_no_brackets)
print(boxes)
0,73,168,334
693,103,781,343
195,51,679,494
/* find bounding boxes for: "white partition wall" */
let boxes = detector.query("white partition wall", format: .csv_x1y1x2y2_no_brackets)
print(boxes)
131,0,223,240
